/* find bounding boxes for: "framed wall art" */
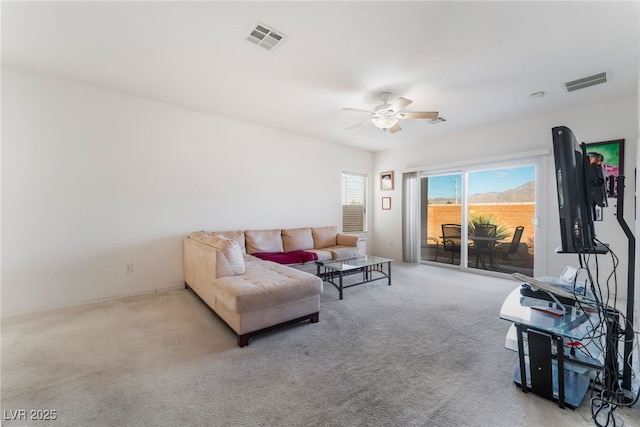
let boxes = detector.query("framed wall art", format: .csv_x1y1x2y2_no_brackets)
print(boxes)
382,197,391,210
585,139,624,198
380,171,394,191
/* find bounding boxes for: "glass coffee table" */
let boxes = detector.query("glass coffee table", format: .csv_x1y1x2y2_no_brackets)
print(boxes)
315,255,393,300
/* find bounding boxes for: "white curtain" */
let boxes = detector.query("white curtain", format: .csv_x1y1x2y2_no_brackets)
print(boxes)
402,172,420,262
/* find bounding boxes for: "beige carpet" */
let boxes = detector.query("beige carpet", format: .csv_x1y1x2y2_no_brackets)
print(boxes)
2,262,639,426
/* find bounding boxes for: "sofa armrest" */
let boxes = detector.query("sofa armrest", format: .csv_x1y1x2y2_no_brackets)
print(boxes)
337,233,367,256
336,233,358,246
183,236,234,287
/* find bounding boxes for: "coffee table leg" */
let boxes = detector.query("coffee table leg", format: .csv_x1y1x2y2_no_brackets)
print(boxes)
339,271,344,300
388,262,392,286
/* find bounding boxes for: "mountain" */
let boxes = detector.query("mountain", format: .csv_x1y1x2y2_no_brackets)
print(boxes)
429,181,535,204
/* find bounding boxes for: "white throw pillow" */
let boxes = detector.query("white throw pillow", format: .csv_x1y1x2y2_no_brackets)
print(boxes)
204,235,246,275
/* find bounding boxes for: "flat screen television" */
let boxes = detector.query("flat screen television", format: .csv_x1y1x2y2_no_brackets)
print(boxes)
552,126,608,254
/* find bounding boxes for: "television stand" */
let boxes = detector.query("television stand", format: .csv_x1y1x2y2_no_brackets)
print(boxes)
511,327,601,408
500,286,604,408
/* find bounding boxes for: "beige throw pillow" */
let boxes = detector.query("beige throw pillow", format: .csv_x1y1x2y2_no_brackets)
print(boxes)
245,229,284,254
312,226,338,249
282,228,314,252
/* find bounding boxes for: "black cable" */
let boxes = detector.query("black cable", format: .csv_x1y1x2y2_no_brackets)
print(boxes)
576,242,640,426
534,222,637,426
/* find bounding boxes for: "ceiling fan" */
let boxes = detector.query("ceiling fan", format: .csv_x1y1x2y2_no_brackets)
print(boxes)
343,92,439,133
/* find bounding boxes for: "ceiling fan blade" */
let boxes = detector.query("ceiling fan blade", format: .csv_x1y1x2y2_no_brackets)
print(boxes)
388,123,402,133
342,107,373,114
388,97,412,113
398,111,439,120
346,120,370,130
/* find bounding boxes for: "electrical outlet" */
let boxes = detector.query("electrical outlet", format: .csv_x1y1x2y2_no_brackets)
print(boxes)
125,262,134,274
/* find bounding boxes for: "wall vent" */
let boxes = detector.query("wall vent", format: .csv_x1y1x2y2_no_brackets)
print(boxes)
244,22,286,51
564,72,609,92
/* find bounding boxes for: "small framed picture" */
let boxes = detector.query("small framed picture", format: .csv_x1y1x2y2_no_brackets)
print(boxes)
382,197,391,210
380,171,394,191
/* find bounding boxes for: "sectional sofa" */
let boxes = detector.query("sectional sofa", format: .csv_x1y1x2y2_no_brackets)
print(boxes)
183,226,366,346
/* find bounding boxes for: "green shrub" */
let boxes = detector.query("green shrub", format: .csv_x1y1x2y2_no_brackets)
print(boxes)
468,214,510,240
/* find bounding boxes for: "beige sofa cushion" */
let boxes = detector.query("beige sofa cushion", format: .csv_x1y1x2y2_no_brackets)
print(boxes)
312,226,338,249
245,229,284,254
282,228,314,252
305,249,333,262
329,246,361,260
212,261,322,314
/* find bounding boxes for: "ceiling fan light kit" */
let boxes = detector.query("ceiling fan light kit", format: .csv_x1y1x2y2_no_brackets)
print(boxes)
343,92,439,134
371,116,399,130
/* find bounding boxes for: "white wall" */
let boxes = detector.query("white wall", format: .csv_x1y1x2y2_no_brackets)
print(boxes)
373,96,638,296
3,65,636,314
1,66,373,316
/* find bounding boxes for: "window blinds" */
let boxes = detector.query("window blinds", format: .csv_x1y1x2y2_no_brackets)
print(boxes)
342,172,367,233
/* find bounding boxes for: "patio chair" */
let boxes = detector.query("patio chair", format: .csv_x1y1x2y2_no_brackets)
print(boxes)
470,223,497,269
441,224,462,264
494,226,525,260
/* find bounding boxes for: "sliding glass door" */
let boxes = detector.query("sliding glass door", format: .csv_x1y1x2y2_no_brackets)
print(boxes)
421,173,463,265
467,166,535,275
419,163,537,276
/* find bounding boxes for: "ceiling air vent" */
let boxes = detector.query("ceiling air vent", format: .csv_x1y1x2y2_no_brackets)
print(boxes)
564,72,609,92
244,22,286,51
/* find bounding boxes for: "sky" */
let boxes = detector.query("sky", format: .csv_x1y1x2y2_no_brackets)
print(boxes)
428,166,535,199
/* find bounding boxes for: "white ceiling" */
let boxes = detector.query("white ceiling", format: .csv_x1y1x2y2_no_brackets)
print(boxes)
2,1,638,152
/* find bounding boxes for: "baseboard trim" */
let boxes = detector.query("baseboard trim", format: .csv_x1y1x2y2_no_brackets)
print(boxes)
1,284,186,319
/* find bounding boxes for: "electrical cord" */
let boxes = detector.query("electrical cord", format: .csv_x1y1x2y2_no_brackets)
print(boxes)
560,229,639,426
576,242,638,426
516,221,637,426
